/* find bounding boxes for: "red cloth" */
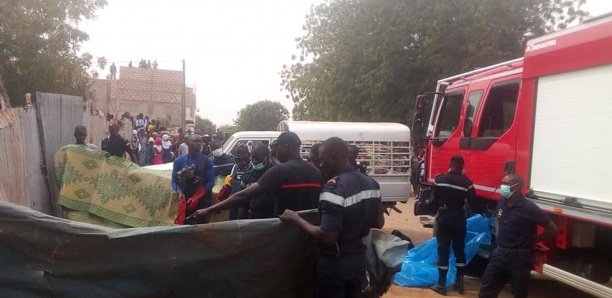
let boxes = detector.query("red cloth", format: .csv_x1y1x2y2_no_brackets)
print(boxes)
174,186,207,225
174,198,187,225
215,184,232,204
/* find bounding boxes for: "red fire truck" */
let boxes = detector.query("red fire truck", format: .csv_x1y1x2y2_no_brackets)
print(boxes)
412,14,612,296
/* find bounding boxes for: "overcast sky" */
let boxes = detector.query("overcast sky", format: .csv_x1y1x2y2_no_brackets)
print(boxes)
80,0,612,126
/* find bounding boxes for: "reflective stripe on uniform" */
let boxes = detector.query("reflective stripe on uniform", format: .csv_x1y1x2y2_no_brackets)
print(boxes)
434,182,472,191
319,189,381,207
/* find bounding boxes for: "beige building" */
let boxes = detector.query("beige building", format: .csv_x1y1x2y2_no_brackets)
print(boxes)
88,66,196,127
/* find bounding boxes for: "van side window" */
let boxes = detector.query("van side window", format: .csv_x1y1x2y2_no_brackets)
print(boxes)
477,82,519,137
230,140,269,155
463,90,484,137
435,92,464,138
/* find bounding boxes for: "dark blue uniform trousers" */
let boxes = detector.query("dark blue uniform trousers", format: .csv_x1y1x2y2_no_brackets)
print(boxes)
316,253,366,298
479,248,532,298
437,216,467,268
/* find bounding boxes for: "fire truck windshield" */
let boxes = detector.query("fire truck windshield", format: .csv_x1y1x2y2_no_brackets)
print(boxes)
434,92,464,138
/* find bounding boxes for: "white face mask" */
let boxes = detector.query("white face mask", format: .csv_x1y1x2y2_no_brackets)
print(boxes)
212,148,223,157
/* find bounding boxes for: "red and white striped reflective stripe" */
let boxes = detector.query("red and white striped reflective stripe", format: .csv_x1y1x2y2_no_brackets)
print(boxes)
280,183,322,190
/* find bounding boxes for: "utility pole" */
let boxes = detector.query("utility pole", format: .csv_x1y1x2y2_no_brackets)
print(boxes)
181,59,186,133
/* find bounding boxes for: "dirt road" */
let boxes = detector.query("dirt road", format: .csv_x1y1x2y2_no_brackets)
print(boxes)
381,200,594,298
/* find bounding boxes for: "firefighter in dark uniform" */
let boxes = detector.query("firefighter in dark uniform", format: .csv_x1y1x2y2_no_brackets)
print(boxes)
280,137,385,298
479,174,559,298
431,155,479,295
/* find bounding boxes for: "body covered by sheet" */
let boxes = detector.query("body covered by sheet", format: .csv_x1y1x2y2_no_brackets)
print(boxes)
54,145,229,227
0,202,317,298
55,145,177,227
393,214,492,287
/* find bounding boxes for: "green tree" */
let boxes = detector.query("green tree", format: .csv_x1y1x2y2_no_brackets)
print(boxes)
282,0,587,123
218,124,241,136
195,116,217,135
234,100,290,131
0,0,107,106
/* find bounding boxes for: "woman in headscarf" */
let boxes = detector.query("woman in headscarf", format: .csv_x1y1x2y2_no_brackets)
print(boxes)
152,137,164,165
144,136,154,165
162,134,173,163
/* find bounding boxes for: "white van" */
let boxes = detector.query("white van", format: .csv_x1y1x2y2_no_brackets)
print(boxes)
222,121,411,203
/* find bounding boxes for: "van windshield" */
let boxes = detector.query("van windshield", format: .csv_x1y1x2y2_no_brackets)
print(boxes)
222,135,235,152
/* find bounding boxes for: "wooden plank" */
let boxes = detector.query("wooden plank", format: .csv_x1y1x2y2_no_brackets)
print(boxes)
0,109,27,206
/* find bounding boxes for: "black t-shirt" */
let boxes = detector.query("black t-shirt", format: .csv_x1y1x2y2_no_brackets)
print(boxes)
257,157,322,216
319,169,382,255
496,196,550,249
102,135,133,158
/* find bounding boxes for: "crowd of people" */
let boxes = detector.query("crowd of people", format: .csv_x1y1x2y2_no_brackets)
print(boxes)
72,121,558,297
94,112,231,170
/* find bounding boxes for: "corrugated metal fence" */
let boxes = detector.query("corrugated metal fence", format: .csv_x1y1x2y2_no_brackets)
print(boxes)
1,92,138,216
35,92,87,216
0,108,51,214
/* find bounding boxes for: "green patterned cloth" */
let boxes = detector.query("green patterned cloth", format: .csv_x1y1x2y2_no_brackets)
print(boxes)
55,145,178,227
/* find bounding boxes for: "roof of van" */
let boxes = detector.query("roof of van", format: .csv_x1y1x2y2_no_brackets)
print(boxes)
229,131,281,138
277,121,410,142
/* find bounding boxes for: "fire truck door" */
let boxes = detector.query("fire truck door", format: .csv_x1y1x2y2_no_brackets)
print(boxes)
463,79,520,199
427,91,465,181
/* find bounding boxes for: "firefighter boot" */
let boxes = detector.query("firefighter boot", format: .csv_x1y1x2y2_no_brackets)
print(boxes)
454,266,465,294
430,268,447,295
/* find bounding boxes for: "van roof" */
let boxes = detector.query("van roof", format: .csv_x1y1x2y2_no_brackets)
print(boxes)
278,121,410,142
229,131,281,138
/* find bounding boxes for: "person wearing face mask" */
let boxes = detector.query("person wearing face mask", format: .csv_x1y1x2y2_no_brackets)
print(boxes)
228,144,252,220
239,143,275,219
430,155,481,295
209,141,234,177
479,174,559,298
187,131,322,223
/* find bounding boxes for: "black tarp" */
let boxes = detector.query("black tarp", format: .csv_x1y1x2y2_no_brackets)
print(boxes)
0,202,318,297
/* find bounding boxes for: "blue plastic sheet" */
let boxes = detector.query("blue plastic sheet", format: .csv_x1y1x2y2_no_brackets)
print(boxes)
393,214,492,287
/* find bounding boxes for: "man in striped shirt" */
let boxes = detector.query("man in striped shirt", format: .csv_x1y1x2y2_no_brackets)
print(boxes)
280,137,384,298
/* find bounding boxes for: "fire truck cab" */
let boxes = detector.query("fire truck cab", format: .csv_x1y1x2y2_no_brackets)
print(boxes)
412,14,612,296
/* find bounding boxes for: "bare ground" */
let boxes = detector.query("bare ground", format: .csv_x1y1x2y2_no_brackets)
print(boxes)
381,200,594,298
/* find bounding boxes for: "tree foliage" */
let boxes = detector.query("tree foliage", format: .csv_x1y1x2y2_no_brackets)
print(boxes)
0,0,107,106
218,124,241,136
282,0,587,123
234,100,290,131
195,116,217,135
